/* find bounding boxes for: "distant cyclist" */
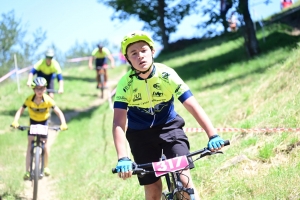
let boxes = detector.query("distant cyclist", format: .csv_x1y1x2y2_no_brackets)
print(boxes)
27,49,64,99
11,77,68,180
112,30,225,200
88,45,115,88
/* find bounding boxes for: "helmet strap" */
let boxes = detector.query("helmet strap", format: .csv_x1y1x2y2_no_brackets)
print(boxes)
128,57,154,78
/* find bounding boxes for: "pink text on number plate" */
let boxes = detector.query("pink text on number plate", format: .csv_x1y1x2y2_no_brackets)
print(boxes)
30,125,48,135
152,156,189,177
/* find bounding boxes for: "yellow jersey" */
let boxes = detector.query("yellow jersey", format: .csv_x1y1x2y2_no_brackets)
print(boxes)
23,93,55,121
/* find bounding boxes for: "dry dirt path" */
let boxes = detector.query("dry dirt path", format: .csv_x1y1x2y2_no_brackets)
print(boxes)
19,78,120,200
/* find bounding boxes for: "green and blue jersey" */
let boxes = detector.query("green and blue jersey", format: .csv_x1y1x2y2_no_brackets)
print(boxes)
114,63,193,130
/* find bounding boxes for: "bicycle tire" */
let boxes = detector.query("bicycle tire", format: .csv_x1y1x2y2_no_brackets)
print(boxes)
99,73,105,99
33,147,40,200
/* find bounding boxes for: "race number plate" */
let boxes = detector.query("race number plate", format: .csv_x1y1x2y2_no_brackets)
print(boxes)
152,156,189,177
30,125,48,135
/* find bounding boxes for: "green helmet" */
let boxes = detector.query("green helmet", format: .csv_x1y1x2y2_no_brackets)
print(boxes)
45,48,55,58
31,77,47,88
121,31,155,56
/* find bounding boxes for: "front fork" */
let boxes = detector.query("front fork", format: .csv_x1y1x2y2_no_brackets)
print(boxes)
29,140,45,179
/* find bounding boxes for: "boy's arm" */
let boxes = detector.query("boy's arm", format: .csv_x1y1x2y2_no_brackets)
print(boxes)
12,106,25,127
88,57,94,70
182,96,217,138
107,54,115,68
27,73,34,87
52,106,67,130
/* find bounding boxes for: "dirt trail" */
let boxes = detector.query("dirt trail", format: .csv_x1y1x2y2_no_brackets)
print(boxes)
19,78,120,200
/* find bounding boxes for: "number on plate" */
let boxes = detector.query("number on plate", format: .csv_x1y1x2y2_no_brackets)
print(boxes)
30,124,48,135
152,156,189,177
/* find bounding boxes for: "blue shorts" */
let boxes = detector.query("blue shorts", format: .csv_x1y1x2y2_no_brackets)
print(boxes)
126,115,194,185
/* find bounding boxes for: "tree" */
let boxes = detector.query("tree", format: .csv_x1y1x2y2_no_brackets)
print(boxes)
0,10,46,76
100,0,198,50
238,0,259,57
196,0,259,57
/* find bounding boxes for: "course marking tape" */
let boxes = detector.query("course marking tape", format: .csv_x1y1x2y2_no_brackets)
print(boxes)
183,127,300,133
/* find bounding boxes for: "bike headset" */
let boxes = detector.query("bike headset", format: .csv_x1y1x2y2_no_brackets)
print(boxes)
31,77,47,88
121,30,155,78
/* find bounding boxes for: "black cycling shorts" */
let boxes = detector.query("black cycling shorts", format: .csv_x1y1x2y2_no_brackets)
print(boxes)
95,58,107,70
27,119,48,139
46,78,54,91
126,115,194,185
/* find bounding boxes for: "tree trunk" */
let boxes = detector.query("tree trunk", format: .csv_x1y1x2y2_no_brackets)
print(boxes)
239,0,259,57
157,0,169,50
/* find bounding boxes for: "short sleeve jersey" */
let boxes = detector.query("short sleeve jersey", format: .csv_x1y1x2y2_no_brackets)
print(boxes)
23,94,55,121
114,63,193,130
91,47,111,58
34,59,62,75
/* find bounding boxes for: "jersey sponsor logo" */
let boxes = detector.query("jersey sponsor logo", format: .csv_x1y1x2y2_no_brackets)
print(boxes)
133,88,138,93
175,84,182,93
133,93,142,102
116,96,127,101
30,107,47,113
162,72,170,80
153,83,161,90
153,91,163,97
123,79,134,93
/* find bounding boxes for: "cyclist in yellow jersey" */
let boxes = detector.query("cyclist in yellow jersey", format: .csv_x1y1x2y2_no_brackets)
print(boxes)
27,49,64,99
88,45,115,88
112,31,225,200
11,77,68,180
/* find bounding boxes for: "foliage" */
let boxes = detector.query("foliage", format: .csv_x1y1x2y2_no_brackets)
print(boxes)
100,0,198,48
0,10,46,77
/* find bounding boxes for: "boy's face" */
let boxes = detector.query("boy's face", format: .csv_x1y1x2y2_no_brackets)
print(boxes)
46,57,52,66
34,86,46,97
126,41,155,72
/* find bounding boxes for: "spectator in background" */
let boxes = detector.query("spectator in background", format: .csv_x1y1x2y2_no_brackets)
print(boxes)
228,12,238,32
89,45,115,88
27,49,64,99
281,0,293,10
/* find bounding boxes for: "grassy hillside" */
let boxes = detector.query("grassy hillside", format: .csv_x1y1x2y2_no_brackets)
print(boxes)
0,23,299,199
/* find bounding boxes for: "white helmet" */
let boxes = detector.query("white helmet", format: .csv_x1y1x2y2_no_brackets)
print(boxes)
45,49,55,58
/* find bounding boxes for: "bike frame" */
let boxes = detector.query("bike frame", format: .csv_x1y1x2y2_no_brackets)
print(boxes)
96,64,109,99
15,125,59,200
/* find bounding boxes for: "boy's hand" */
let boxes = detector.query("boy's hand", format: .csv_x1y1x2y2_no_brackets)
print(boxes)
60,123,68,131
11,121,19,128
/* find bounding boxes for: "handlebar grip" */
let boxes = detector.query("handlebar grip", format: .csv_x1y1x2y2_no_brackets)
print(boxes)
112,168,118,174
224,140,230,146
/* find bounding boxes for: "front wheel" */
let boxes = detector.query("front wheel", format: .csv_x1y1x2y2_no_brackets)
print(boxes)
33,147,40,200
99,73,105,98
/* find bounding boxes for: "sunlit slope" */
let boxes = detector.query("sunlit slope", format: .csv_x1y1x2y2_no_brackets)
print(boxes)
0,23,299,199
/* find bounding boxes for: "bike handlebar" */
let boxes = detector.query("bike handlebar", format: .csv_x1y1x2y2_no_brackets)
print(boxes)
11,125,60,131
46,89,58,93
112,140,230,174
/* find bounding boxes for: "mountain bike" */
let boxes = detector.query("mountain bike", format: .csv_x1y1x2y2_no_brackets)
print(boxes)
96,64,109,99
13,125,60,200
112,140,230,199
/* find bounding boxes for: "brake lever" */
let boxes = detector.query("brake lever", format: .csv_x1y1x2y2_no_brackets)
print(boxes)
199,149,223,158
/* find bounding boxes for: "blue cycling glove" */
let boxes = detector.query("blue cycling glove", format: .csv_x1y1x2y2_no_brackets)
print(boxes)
208,135,225,150
116,157,132,173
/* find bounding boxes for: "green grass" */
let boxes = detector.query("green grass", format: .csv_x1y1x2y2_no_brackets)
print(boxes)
1,22,300,199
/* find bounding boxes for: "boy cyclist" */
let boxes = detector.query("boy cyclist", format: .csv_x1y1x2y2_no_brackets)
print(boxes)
88,45,115,88
11,77,68,180
27,49,64,99
112,31,225,199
